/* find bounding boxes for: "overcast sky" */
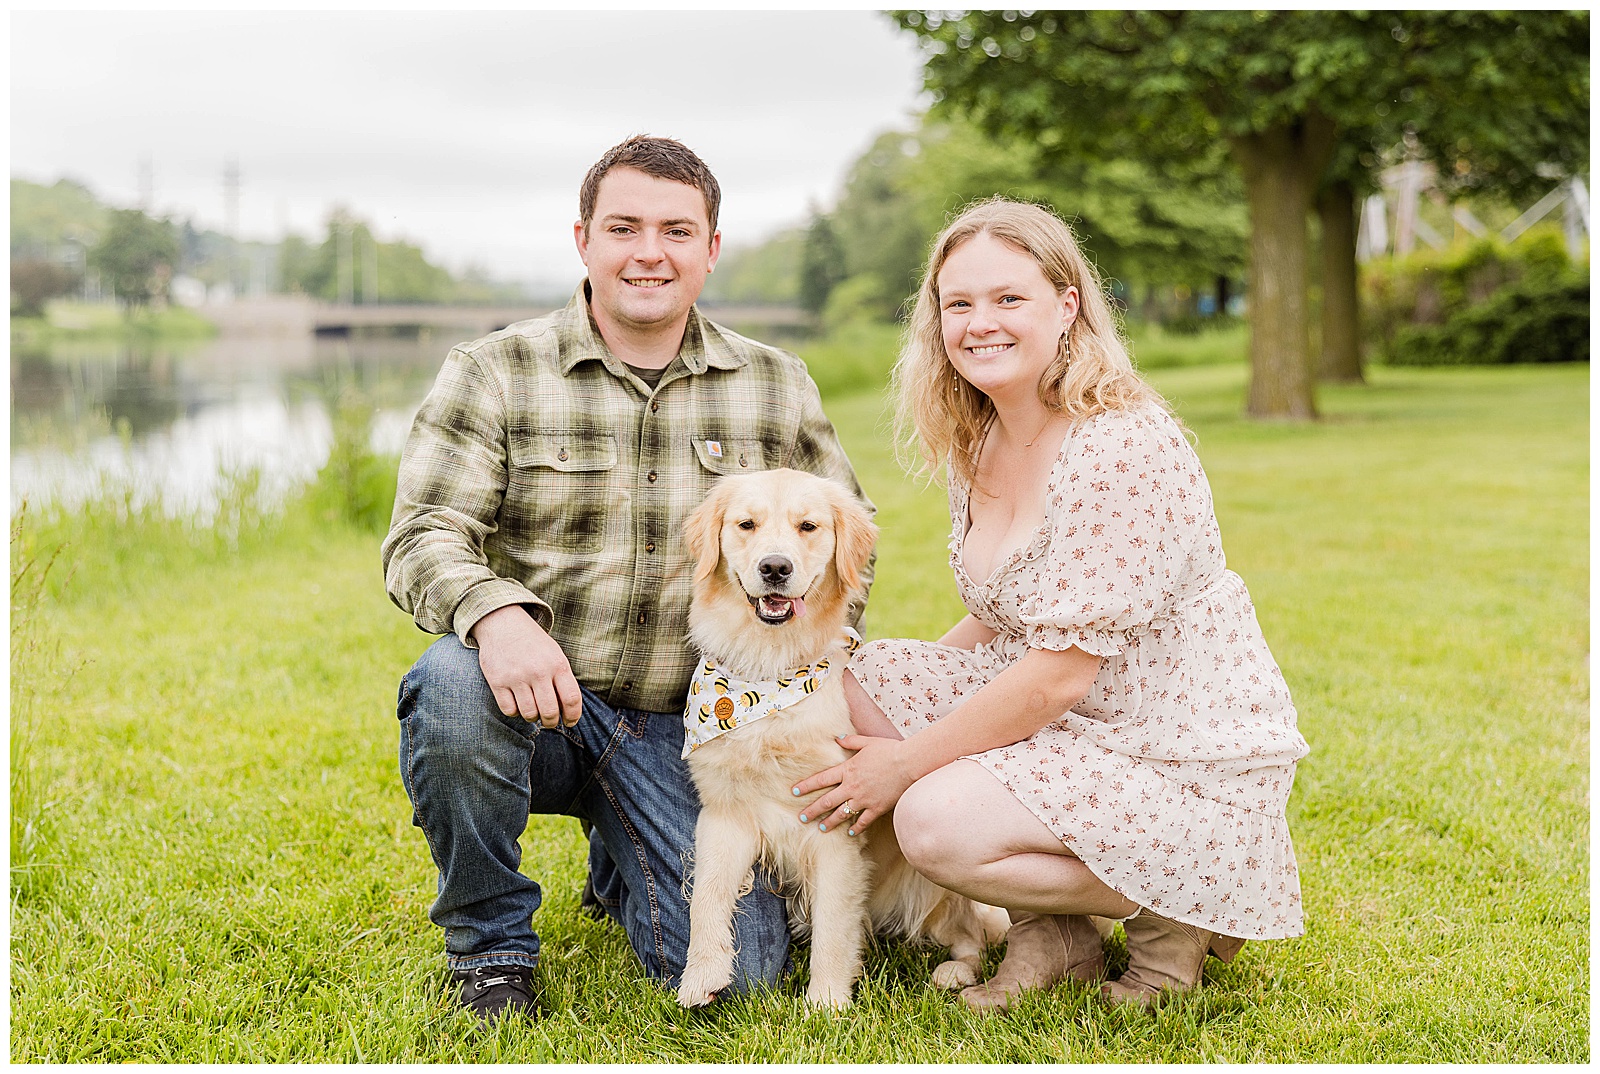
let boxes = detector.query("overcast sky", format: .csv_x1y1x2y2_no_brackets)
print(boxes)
11,9,929,290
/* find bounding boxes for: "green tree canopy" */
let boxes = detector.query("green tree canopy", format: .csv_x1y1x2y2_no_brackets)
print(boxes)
896,119,1248,300
1397,12,1589,203
798,210,846,315
701,227,805,307
281,209,454,304
811,116,1248,323
89,208,178,308
10,178,107,257
898,9,1411,417
1321,12,1587,382
896,9,1590,416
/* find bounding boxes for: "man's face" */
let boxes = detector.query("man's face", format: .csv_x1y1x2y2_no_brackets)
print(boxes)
575,167,721,338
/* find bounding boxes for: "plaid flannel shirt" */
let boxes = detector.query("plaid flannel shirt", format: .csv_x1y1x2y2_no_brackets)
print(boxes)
382,284,873,714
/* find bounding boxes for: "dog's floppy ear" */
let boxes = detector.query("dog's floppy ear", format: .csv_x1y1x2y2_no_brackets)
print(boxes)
830,488,878,593
684,480,730,584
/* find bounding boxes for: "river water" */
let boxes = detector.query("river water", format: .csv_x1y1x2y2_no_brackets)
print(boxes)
10,326,463,518
10,310,807,519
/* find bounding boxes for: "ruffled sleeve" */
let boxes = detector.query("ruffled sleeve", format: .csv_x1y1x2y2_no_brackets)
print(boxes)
1019,407,1204,656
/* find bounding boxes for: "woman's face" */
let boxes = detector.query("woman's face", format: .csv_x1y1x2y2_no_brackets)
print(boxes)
937,232,1078,406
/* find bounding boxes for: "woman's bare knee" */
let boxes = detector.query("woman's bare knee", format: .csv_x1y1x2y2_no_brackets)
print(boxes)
893,767,972,885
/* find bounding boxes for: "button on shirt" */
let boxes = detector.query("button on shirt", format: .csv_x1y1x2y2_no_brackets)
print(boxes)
382,284,873,713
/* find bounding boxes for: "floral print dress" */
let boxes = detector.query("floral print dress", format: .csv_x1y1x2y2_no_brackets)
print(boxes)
852,406,1309,939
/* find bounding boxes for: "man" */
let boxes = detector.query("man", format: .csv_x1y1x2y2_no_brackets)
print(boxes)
382,135,872,1025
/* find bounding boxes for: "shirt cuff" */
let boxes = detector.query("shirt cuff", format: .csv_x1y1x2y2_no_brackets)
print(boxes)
451,578,554,647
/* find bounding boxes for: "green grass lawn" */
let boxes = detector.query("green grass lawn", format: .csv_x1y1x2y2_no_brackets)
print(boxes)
9,359,1588,1061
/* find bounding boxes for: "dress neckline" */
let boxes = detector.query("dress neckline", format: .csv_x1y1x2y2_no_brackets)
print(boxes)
955,422,1076,589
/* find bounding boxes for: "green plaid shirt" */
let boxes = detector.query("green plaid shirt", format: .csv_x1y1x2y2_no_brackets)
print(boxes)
382,285,873,713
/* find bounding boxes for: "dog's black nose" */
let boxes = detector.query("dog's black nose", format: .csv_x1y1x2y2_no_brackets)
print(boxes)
757,555,793,584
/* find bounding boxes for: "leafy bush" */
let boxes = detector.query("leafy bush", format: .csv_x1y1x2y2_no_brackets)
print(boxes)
1160,311,1244,337
796,319,905,400
10,258,80,317
1126,319,1249,369
820,274,899,331
306,385,397,533
1364,231,1589,365
1389,272,1590,366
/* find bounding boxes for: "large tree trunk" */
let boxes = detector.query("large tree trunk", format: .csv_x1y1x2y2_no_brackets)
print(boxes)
1317,179,1365,384
1229,114,1338,420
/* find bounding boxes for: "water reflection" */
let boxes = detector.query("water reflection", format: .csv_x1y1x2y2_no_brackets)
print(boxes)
11,313,808,519
9,327,455,517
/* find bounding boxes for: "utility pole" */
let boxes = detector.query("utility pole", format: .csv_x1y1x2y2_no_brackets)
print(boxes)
362,230,379,305
223,156,241,296
137,156,154,211
337,219,354,306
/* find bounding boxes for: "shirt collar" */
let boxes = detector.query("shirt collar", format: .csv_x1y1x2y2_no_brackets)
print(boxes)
558,281,749,378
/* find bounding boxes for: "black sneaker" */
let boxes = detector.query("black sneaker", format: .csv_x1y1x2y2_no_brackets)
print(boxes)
454,964,542,1026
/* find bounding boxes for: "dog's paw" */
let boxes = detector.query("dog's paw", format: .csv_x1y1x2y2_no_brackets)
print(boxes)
804,981,854,1010
930,958,980,991
676,982,719,1008
677,963,731,1009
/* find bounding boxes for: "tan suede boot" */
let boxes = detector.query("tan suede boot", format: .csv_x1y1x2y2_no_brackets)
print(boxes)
959,911,1106,1012
1101,907,1246,1009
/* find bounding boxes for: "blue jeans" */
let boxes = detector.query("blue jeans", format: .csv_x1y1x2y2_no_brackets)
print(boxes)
396,634,790,990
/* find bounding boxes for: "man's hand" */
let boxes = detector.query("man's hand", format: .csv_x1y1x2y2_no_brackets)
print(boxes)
470,605,584,728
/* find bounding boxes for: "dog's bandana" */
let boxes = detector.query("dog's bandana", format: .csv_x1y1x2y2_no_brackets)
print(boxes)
682,629,863,757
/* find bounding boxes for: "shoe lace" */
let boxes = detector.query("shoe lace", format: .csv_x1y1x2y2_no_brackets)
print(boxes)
472,966,531,994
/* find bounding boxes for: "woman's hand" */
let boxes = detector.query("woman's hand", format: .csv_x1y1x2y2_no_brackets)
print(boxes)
792,735,919,836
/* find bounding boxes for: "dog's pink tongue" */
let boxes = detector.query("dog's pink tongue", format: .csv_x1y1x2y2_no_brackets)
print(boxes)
790,597,806,618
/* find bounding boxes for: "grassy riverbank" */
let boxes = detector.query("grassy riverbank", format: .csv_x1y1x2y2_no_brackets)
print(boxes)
10,300,218,348
9,356,1588,1062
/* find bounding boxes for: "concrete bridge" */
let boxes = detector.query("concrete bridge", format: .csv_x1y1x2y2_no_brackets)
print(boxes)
311,303,556,337
200,295,813,337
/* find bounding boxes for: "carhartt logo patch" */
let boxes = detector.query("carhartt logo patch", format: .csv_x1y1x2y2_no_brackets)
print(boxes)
706,440,723,458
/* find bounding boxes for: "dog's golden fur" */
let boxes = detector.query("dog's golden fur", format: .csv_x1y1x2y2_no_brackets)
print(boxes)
676,468,1007,1009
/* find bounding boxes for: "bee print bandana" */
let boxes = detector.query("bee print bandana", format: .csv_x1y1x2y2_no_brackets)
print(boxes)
682,629,863,757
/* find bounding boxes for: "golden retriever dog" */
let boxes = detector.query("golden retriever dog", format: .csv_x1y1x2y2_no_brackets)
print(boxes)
675,468,1007,1010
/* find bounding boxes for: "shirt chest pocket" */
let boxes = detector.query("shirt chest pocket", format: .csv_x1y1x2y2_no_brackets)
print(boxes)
508,432,618,555
691,437,772,477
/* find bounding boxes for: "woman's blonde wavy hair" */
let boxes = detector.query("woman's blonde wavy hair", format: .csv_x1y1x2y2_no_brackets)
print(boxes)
891,197,1171,487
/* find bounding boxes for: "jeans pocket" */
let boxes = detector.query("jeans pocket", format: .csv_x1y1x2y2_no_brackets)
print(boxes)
397,706,424,829
488,707,544,738
396,673,415,721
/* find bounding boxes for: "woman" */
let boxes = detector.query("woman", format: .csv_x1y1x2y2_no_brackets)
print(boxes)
793,198,1309,1012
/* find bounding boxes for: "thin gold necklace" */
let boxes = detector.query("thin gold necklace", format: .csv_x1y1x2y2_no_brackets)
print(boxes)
1017,415,1059,449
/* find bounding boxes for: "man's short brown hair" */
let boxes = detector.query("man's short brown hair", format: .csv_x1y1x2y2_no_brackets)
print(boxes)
578,135,721,239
